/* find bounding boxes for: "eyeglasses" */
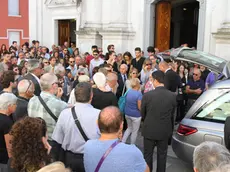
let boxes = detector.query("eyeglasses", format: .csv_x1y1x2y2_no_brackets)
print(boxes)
193,73,198,76
93,54,98,56
78,72,85,75
25,80,33,93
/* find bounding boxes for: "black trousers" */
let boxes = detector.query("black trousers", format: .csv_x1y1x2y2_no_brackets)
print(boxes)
144,137,168,172
65,151,85,172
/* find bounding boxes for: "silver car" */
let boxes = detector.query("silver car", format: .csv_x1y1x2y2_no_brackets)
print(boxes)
170,47,230,164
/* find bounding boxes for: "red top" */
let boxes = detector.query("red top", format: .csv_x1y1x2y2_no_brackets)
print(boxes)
86,55,94,66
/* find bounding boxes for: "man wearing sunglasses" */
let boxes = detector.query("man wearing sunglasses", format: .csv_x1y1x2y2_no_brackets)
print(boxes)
13,79,35,122
89,50,104,77
66,56,77,78
186,68,205,109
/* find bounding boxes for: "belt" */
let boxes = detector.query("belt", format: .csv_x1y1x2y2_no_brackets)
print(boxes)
65,150,83,156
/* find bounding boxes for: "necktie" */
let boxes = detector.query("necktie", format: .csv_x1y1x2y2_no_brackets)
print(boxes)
123,75,127,83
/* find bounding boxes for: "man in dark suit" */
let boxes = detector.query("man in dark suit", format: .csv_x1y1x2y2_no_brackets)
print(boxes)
23,59,42,96
141,70,177,172
13,79,35,121
116,64,128,99
159,61,181,92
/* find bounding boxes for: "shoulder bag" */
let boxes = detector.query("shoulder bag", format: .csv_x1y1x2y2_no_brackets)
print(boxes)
38,96,58,122
94,140,120,172
71,107,89,142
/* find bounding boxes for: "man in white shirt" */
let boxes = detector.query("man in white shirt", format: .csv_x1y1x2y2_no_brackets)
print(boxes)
89,50,104,77
41,46,51,60
52,82,100,172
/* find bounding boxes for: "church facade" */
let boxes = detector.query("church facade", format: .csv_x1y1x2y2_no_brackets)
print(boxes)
29,0,230,60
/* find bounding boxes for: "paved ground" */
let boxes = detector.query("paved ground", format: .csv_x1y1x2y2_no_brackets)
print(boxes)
128,131,193,172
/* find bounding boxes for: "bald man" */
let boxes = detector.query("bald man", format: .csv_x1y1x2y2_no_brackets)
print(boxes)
84,106,150,172
186,68,205,109
116,64,128,98
159,61,181,93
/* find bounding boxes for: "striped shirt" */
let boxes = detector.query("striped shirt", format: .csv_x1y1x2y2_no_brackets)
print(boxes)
28,91,68,140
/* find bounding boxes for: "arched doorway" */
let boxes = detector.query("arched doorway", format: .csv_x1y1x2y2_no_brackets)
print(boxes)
154,0,199,51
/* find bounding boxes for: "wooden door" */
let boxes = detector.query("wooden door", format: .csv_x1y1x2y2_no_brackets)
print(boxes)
155,1,171,52
58,20,70,46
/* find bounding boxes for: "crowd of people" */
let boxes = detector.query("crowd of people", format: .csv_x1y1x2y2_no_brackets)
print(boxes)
0,41,228,172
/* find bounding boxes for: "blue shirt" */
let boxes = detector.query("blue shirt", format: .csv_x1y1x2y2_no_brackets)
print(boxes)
84,139,146,172
66,64,78,77
187,79,205,100
125,89,142,117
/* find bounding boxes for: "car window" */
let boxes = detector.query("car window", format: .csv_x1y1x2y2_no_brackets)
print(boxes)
178,50,227,73
195,91,230,123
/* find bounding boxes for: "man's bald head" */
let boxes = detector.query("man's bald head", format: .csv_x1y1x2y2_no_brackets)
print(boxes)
98,106,123,134
120,64,128,75
193,68,202,81
159,61,169,72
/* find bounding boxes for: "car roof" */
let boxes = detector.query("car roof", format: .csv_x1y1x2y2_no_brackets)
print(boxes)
211,79,230,89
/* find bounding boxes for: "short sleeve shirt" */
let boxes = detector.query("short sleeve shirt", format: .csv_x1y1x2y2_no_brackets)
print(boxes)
131,57,145,73
0,113,13,164
125,89,142,117
187,79,205,99
84,139,146,172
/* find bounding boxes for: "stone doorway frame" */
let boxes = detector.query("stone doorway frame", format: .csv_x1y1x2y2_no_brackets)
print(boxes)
143,0,206,51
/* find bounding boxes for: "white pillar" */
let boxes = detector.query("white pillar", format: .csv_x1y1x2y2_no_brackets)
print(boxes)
109,0,128,24
143,0,157,49
83,0,102,27
226,0,230,22
196,0,206,51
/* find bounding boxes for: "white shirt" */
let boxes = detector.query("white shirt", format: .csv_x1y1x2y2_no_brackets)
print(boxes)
89,58,104,77
44,53,51,60
68,89,76,104
121,74,127,83
17,58,25,65
52,103,100,153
